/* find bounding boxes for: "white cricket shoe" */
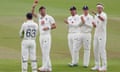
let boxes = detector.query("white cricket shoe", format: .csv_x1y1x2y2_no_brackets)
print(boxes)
38,67,52,72
99,66,107,72
91,66,100,71
68,63,78,67
38,67,46,72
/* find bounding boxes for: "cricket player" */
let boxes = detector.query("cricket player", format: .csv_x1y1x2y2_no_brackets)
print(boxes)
32,3,56,72
64,6,81,67
79,6,94,68
91,3,107,71
19,13,38,72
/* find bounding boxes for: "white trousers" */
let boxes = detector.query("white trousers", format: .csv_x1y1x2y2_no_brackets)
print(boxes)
68,33,81,64
93,35,107,67
40,34,52,69
79,33,91,66
21,40,37,72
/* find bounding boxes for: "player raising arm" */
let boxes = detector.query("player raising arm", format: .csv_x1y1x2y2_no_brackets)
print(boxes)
20,13,38,72
32,1,56,30
31,1,56,72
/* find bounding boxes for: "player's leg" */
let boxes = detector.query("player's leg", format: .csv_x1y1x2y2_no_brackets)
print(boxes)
83,33,91,67
21,40,29,72
68,33,74,64
39,36,46,69
30,41,37,72
46,35,52,71
91,36,100,70
99,37,107,71
42,35,52,71
39,35,52,71
72,33,81,66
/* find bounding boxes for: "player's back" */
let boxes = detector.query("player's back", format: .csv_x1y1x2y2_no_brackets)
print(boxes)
23,20,38,40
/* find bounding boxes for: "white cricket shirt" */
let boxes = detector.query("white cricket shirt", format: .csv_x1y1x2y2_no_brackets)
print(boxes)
19,20,38,40
80,14,93,33
94,12,107,36
67,14,81,33
38,14,55,35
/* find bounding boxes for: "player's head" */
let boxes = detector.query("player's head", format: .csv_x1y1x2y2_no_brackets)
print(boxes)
26,13,32,20
96,3,104,13
82,5,89,15
39,6,46,16
69,6,77,16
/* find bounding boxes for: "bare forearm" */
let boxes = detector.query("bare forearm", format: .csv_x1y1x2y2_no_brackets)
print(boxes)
98,16,104,21
51,24,56,29
92,22,96,28
32,4,37,18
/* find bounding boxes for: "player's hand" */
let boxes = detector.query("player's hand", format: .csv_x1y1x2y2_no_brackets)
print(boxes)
32,3,37,8
92,22,96,27
81,16,85,24
41,20,45,25
91,10,97,15
43,27,49,31
34,0,39,4
64,19,68,24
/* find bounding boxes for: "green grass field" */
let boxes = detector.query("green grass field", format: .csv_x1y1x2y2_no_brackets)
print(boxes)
0,0,120,72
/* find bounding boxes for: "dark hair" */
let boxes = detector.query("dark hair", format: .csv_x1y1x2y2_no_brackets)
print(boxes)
26,13,32,19
70,6,77,11
82,5,89,10
39,6,46,11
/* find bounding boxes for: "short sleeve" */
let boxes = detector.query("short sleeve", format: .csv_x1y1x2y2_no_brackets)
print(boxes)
19,23,25,38
103,13,107,21
49,16,55,24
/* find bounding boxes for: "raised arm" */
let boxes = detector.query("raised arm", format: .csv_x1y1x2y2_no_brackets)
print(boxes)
32,3,38,18
32,0,39,17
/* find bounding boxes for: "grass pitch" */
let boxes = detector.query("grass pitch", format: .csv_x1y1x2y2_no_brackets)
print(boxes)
0,0,120,72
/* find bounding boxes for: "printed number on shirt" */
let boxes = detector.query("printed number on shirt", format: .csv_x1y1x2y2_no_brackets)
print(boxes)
26,29,36,38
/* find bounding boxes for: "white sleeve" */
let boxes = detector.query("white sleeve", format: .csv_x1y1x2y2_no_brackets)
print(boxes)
36,24,39,36
102,13,107,21
19,23,24,38
49,16,55,25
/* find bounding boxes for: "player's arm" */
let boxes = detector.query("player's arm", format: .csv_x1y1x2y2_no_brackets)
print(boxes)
98,13,107,22
50,16,56,30
32,3,38,18
98,15,105,21
43,16,56,31
81,16,85,24
92,11,106,22
85,16,94,28
65,17,81,27
64,19,69,24
42,23,56,31
92,22,96,28
51,23,56,29
19,24,24,38
92,17,96,28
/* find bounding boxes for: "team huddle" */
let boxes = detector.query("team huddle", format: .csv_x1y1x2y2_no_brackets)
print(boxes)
19,1,107,72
